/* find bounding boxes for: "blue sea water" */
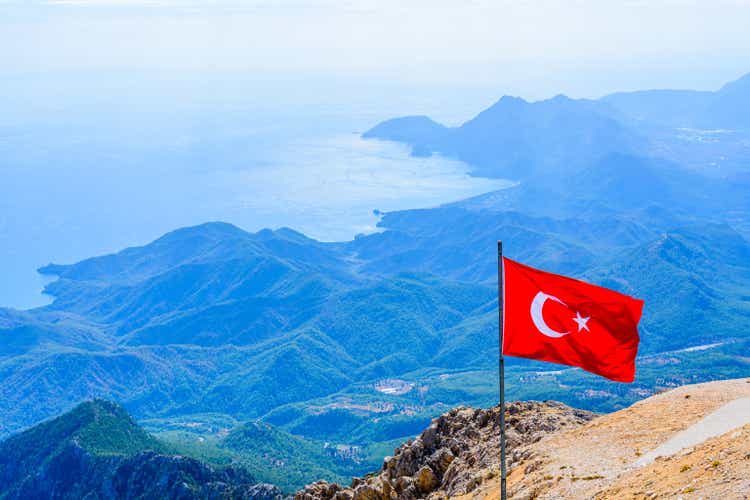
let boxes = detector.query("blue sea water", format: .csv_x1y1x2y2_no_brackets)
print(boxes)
0,72,510,309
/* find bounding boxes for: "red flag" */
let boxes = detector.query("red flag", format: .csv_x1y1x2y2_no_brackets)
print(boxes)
503,257,644,383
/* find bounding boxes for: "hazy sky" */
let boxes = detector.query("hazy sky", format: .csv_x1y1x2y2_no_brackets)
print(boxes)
2,0,750,98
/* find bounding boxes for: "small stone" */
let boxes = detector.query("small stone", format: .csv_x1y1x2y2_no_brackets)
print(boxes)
352,484,381,500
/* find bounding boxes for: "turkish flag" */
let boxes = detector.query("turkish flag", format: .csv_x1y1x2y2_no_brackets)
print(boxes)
503,257,644,382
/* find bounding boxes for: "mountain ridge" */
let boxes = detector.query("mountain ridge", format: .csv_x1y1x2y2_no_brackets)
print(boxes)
364,71,750,180
364,93,643,180
3,199,750,443
0,399,283,499
2,71,750,495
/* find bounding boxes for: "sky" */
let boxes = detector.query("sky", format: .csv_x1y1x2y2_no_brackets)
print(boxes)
1,0,749,99
1,0,750,309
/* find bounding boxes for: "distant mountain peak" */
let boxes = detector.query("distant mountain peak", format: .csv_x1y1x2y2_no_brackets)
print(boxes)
3,398,163,458
0,400,282,499
496,94,527,105
718,71,750,93
361,115,447,147
365,85,642,179
157,221,249,242
602,70,750,129
257,226,314,244
549,93,573,102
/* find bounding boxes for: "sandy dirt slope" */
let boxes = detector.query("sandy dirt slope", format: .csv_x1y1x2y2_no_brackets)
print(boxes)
600,423,750,499
469,378,750,499
635,396,750,467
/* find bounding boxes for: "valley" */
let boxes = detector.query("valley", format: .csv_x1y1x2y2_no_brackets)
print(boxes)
1,72,750,494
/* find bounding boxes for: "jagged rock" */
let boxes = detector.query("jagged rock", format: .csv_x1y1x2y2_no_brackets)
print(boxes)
295,401,594,499
295,480,345,500
415,465,438,493
421,423,438,449
428,449,454,475
380,478,393,498
238,483,288,500
351,483,381,500
394,475,414,494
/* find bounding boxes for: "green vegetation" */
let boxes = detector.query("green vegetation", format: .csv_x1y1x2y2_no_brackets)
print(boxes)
0,400,163,497
223,421,352,492
2,89,750,493
0,400,283,498
0,399,163,469
1,214,749,493
153,418,393,492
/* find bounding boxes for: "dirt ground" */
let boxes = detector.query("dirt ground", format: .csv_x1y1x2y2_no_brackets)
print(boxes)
466,378,750,499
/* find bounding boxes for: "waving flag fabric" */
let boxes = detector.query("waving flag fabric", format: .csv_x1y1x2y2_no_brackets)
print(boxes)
503,257,644,382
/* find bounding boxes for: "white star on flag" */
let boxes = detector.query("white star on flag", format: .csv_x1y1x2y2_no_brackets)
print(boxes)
573,311,590,332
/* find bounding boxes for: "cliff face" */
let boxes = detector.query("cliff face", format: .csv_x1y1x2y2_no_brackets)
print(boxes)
3,446,283,500
295,401,594,499
106,451,284,500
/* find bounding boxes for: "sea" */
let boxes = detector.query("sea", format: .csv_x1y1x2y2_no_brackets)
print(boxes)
0,71,510,309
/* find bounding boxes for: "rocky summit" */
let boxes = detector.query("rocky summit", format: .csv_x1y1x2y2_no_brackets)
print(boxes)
463,378,750,499
296,379,750,499
295,401,594,499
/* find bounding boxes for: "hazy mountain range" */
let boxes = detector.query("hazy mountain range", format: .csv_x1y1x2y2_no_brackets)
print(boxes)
1,72,750,493
364,72,750,181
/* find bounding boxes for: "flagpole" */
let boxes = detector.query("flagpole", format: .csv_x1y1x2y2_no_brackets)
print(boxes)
497,241,507,500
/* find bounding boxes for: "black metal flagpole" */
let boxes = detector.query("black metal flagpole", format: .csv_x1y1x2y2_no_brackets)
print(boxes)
497,241,507,500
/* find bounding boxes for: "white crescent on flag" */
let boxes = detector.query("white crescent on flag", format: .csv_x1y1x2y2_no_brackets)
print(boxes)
530,291,570,338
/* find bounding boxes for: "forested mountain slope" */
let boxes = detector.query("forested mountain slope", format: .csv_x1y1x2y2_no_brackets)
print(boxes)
2,72,750,493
